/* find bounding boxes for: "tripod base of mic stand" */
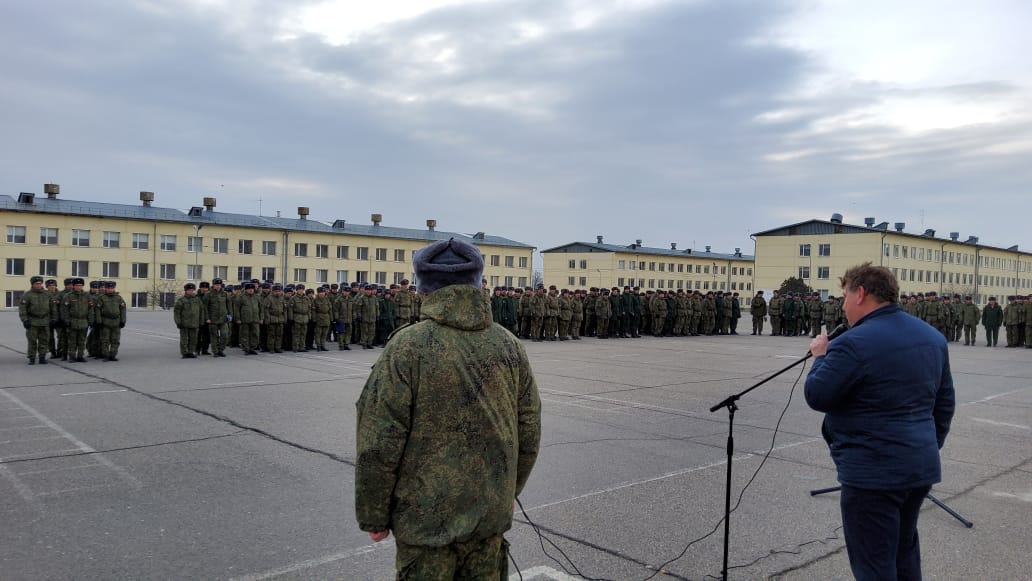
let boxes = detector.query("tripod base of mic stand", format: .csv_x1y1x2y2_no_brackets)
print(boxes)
810,485,973,528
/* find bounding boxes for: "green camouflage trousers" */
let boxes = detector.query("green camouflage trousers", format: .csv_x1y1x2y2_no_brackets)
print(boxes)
25,325,50,358
99,325,121,357
395,535,507,581
179,327,198,355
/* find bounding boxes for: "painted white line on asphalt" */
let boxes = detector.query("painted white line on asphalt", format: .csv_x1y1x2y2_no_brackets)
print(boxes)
524,437,822,514
961,388,1030,406
0,464,41,511
15,463,104,476
510,565,581,581
59,389,128,397
228,542,387,581
127,330,178,341
0,390,143,490
0,425,47,432
541,388,697,416
211,380,266,387
970,417,1030,430
541,397,620,413
991,490,1032,502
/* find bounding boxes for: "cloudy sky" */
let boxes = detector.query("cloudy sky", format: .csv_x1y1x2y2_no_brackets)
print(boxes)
3,0,1030,261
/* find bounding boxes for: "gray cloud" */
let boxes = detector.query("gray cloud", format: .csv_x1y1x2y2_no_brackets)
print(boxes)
2,0,1029,258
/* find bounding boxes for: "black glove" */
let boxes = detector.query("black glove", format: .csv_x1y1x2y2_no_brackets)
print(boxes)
119,322,125,329
23,320,31,329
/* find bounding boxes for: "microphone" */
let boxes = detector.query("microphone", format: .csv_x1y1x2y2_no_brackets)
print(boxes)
826,323,849,341
807,324,848,357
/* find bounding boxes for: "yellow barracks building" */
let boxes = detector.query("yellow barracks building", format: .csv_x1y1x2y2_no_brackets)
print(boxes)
3,185,534,309
753,214,1032,304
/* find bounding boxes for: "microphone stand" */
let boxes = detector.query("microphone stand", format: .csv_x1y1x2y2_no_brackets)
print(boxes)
708,351,814,581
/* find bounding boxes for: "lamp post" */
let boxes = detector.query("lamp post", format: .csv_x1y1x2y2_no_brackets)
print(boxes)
192,224,203,281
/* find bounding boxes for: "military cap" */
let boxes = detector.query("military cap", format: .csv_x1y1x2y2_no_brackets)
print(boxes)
104,281,116,288
273,284,283,291
45,279,57,286
89,281,100,289
330,283,339,289
340,285,350,292
988,296,997,301
525,286,534,291
261,282,271,289
243,282,255,290
548,285,557,290
250,278,260,284
199,281,210,288
212,278,224,285
400,279,410,285
536,283,545,289
953,293,961,299
964,295,972,300
184,283,197,290
224,284,234,291
295,284,305,290
305,289,315,295
63,278,73,285
285,285,295,292
72,278,85,286
390,284,399,289
317,286,327,293
927,291,937,296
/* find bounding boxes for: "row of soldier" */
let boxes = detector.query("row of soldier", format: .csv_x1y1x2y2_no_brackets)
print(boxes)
898,291,1032,348
172,278,423,357
489,285,751,340
17,276,127,364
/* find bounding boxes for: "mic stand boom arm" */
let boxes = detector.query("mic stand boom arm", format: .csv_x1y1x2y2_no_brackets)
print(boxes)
708,351,813,581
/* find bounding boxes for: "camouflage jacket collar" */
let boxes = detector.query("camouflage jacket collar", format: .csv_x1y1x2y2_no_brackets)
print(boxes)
421,284,492,331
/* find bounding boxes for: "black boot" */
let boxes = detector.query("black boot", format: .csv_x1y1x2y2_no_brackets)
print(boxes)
28,357,36,365
38,356,48,365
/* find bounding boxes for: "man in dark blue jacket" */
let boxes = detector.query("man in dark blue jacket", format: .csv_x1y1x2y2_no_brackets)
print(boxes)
806,262,954,581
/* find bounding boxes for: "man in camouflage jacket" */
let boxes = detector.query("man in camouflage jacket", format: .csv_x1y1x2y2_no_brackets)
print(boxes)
356,238,540,579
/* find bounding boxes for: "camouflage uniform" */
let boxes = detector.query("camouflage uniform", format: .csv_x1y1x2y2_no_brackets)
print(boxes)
60,284,92,362
595,291,611,338
173,286,204,357
234,288,265,354
311,291,333,351
808,296,825,338
94,286,126,360
19,278,55,363
768,292,783,336
264,289,287,353
332,290,353,350
355,285,540,579
557,291,572,340
290,291,313,352
543,289,559,341
960,298,980,346
750,293,767,335
203,285,232,356
982,299,1003,347
353,288,379,349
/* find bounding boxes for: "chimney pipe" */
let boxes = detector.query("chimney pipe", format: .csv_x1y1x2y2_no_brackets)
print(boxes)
372,213,382,226
705,245,711,252
894,222,906,232
596,235,603,243
298,207,309,220
139,191,154,207
203,197,216,212
426,219,436,231
670,242,677,250
923,228,935,237
636,239,642,246
734,247,741,256
949,232,959,241
44,183,60,199
864,217,875,227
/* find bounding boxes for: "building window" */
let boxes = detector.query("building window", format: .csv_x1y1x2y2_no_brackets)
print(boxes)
721,266,726,275
316,244,329,259
236,239,252,255
568,259,576,269
630,261,636,271
679,264,684,273
393,272,405,284
210,238,229,254
799,244,811,257
579,260,588,269
747,268,753,276
160,264,176,279
71,229,90,247
103,231,120,248
159,292,176,309
617,260,625,270
518,277,528,287
579,277,587,286
294,243,308,257
505,256,514,267
40,227,58,245
132,263,149,279
798,266,810,279
293,268,307,282
375,248,388,261
490,255,500,267
649,262,656,271
6,225,26,244
569,276,576,285
355,270,368,283
38,259,58,276
131,292,148,308
262,241,277,256
703,265,710,274
188,236,203,253
336,270,349,284
394,249,405,262
518,257,528,268
356,247,369,260
133,233,149,249
103,262,120,278
375,271,387,284
315,269,328,283
490,276,500,287
160,235,177,251
817,266,830,279
71,261,89,277
336,245,350,259
818,243,831,256
6,290,25,307
6,258,25,275
505,276,514,287
659,263,666,272
187,264,202,280
902,246,908,258
213,266,228,280
237,266,252,281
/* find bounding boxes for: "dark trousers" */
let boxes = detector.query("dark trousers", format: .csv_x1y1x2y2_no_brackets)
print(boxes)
840,484,931,581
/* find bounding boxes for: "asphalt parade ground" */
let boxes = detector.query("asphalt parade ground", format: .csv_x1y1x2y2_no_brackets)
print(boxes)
1,310,1030,580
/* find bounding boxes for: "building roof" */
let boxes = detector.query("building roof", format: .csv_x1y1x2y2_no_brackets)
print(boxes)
2,193,533,249
541,241,753,261
752,218,1027,256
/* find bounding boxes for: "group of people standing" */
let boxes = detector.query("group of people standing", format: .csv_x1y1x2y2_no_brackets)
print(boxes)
898,291,1032,348
489,285,748,341
18,276,126,364
172,278,423,358
749,290,846,338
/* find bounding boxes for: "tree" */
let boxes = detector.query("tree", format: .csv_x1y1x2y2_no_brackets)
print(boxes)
532,270,544,288
149,279,183,310
778,276,813,296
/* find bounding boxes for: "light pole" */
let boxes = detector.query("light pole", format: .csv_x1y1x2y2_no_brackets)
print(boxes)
192,224,203,281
